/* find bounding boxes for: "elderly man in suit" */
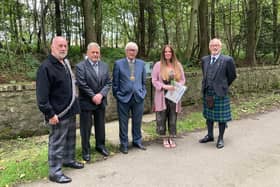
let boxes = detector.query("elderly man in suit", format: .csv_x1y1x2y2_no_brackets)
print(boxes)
76,42,111,161
112,42,147,154
199,38,237,149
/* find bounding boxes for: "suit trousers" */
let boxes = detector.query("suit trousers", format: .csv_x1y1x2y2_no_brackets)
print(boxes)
117,96,144,147
80,107,106,156
48,116,76,176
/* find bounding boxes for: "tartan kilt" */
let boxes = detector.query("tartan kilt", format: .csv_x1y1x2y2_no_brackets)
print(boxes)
203,94,232,123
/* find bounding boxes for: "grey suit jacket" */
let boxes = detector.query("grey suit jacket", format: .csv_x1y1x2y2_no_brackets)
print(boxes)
76,59,111,110
201,54,237,97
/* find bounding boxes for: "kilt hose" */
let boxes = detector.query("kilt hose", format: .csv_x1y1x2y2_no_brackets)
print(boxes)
203,91,232,123
48,115,76,176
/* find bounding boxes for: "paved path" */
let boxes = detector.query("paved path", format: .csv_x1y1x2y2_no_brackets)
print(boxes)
18,110,280,187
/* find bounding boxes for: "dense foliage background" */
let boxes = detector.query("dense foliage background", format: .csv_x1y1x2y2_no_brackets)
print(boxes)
0,0,279,83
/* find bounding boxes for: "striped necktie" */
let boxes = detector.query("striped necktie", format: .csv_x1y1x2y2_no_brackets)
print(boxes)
92,62,98,75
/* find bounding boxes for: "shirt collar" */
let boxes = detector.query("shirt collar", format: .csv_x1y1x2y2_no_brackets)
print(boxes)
211,54,220,60
49,54,63,65
88,59,99,66
127,58,135,63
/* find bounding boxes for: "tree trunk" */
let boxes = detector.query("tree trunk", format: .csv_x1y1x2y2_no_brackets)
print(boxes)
222,1,234,57
160,0,168,45
146,0,156,57
40,0,51,54
95,0,102,45
175,0,182,52
16,0,24,53
272,0,278,63
82,0,97,47
54,0,62,36
245,0,257,65
138,0,145,57
198,0,209,58
186,0,200,61
210,0,216,38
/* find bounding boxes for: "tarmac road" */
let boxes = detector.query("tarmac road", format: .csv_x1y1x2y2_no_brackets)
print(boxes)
18,110,280,187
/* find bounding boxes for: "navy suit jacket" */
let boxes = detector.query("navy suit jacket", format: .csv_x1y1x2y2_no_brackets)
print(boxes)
112,58,147,103
76,59,111,110
201,54,237,97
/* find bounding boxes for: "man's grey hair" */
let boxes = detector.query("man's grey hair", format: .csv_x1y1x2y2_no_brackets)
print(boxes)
209,38,222,47
125,42,138,52
87,42,100,51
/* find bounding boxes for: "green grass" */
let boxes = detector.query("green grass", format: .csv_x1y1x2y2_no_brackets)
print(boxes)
1,93,280,186
0,135,119,187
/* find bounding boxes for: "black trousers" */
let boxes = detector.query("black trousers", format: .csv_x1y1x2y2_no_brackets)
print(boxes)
156,99,177,137
80,107,105,156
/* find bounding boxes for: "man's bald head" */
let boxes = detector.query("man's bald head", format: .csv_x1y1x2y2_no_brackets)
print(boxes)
51,36,68,62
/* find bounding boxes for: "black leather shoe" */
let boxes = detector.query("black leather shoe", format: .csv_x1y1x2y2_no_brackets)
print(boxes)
199,135,214,143
216,139,224,149
82,154,91,162
132,143,146,150
119,145,128,154
63,161,84,169
49,174,72,183
96,147,109,157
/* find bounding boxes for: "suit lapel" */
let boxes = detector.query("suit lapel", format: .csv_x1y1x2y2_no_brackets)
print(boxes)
204,56,211,77
86,60,98,79
98,62,105,84
212,55,224,79
124,59,131,77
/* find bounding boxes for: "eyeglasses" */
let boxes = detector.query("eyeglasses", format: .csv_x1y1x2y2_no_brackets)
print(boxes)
127,49,137,52
210,44,220,47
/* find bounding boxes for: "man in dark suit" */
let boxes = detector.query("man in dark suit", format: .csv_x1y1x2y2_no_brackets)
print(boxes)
199,38,237,149
36,36,84,184
112,42,147,154
76,42,111,161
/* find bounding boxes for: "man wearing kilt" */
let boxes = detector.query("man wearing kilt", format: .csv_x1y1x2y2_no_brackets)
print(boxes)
199,38,237,149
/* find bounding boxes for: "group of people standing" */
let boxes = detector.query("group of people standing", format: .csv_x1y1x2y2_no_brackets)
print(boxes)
36,36,236,183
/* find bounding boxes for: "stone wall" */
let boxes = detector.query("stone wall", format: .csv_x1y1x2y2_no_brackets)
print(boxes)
1,65,280,139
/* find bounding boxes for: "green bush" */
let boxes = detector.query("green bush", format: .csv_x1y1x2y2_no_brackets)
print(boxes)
101,47,125,70
68,46,84,65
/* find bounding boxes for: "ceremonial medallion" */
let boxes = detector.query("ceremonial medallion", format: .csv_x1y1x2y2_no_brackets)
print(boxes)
130,76,135,81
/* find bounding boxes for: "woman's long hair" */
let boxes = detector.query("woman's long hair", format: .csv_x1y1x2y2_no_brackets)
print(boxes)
160,44,182,81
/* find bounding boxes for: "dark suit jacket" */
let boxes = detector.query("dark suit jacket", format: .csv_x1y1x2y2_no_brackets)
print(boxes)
201,54,237,97
112,58,147,103
76,59,111,110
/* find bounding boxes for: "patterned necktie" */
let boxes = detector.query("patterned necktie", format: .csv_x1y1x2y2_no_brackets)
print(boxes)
128,60,135,80
210,57,216,65
92,62,98,75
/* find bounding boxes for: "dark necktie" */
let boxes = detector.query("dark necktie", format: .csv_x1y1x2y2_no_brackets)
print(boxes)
210,57,216,65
